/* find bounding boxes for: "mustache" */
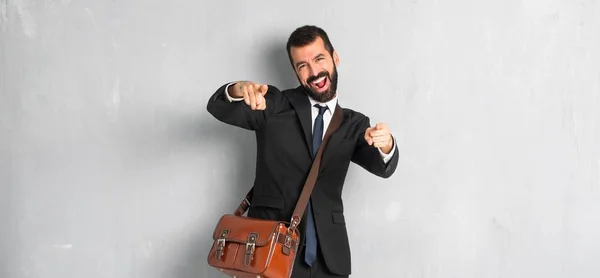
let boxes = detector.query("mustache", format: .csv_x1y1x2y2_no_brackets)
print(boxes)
306,71,329,84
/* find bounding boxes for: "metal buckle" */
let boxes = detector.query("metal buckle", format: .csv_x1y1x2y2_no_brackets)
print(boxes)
215,229,229,261
245,233,258,266
282,220,296,256
284,236,292,247
287,215,299,233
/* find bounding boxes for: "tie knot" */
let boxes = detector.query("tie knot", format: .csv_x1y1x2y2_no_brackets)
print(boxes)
314,104,328,116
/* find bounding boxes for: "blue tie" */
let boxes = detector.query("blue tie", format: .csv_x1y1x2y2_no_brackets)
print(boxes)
305,104,328,266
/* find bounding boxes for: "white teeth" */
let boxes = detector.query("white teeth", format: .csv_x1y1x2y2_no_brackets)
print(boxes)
312,76,326,85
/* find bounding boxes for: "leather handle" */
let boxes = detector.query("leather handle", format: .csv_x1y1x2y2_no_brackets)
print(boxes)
233,105,344,228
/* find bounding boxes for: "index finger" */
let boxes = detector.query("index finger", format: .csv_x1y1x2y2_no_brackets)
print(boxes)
369,130,386,137
254,84,268,95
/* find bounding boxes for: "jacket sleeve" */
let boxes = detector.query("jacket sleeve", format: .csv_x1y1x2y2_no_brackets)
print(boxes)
206,82,282,131
351,116,399,178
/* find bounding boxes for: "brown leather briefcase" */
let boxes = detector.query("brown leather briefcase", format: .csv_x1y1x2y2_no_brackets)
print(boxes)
207,105,343,277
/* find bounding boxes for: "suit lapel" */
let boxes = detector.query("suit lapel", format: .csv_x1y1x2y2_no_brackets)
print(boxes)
287,88,346,167
321,104,345,168
287,88,314,157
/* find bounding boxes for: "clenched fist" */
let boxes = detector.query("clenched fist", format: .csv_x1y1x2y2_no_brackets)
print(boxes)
365,123,394,154
228,81,269,110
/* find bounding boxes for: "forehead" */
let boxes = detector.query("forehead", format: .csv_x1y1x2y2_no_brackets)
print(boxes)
290,36,328,63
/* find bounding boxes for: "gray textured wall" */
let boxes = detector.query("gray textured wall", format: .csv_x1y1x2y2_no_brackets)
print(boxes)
1,0,600,277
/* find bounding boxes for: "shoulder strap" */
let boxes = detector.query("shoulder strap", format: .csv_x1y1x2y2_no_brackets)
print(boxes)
234,105,344,225
288,105,343,228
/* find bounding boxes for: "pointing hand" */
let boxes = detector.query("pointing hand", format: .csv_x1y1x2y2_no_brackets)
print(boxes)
229,81,269,110
364,123,394,154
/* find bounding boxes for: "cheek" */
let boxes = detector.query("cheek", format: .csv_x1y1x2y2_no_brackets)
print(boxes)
318,60,331,71
297,72,309,83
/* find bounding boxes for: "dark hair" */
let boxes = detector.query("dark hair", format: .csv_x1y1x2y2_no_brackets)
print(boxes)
286,25,335,67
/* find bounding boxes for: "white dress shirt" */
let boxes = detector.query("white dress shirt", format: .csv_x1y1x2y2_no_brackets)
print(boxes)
223,83,396,163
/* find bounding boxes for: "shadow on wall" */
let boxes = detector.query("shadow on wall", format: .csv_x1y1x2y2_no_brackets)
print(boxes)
166,40,296,278
262,36,300,90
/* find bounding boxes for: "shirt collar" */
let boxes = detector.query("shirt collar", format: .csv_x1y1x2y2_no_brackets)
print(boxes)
307,94,338,113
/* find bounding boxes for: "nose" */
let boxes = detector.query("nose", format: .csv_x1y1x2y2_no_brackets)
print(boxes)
307,64,317,78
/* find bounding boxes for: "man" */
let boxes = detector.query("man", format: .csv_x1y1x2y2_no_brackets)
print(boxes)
206,25,399,278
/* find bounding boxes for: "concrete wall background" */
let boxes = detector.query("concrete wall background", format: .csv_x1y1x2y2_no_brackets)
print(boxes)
1,0,599,277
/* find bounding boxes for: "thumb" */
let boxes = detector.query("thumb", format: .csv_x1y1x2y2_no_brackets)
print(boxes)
375,123,383,130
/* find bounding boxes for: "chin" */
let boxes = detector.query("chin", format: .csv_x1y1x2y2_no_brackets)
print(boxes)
303,85,335,103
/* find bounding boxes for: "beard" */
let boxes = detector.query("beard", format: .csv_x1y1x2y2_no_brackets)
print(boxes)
300,65,338,103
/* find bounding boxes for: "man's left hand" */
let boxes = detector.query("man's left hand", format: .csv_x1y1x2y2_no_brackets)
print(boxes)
365,123,394,154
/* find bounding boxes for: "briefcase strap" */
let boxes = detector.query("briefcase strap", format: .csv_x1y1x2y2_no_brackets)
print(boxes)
233,105,344,229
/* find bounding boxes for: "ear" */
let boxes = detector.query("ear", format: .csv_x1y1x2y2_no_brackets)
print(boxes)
333,50,340,67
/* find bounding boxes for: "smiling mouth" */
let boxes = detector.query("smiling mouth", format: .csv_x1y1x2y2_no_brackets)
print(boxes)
311,76,328,91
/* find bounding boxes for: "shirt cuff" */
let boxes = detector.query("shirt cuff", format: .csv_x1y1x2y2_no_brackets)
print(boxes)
379,136,397,164
224,82,244,102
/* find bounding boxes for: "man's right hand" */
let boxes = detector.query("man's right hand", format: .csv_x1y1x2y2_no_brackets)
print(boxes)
228,81,269,110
